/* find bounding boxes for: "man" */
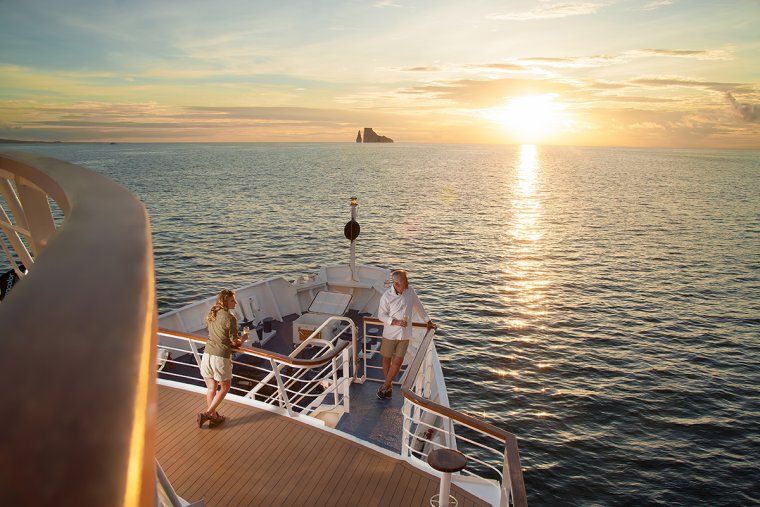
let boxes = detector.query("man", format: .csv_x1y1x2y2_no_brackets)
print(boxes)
376,269,435,399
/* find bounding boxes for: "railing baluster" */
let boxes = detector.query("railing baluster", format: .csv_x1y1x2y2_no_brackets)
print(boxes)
342,348,351,412
0,177,29,229
270,358,294,416
500,445,510,507
332,356,339,406
0,199,33,268
15,179,55,255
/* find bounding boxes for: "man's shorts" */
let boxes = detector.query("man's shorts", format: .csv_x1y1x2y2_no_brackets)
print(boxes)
200,353,232,381
380,338,409,360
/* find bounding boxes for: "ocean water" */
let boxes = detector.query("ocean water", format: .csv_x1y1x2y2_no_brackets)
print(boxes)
3,142,759,505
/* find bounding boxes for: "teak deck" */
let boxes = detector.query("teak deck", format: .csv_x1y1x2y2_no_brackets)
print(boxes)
157,385,489,506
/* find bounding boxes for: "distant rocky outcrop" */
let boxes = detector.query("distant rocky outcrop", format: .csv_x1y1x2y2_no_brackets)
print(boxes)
356,130,362,143
362,128,393,143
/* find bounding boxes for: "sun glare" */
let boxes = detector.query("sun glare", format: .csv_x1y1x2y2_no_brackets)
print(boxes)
486,94,567,143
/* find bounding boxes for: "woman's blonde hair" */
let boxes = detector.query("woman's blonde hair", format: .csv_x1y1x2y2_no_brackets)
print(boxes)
207,289,235,323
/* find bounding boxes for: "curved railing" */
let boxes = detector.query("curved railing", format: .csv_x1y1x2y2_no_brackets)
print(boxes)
363,317,528,506
0,152,157,506
158,315,356,418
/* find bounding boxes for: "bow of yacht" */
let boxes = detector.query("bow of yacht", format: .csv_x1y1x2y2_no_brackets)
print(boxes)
0,151,526,506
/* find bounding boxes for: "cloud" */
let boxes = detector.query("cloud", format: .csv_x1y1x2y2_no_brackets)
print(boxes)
642,0,674,10
518,54,624,68
512,48,732,70
586,80,628,90
468,63,529,71
0,102,401,142
591,95,677,103
400,66,440,72
405,77,576,107
631,77,744,92
488,2,607,21
725,92,760,122
374,0,400,7
636,48,733,60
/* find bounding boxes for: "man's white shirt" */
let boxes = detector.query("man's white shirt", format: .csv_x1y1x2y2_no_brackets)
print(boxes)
378,285,429,341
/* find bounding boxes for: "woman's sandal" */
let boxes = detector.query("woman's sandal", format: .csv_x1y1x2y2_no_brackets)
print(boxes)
196,412,212,428
209,412,226,428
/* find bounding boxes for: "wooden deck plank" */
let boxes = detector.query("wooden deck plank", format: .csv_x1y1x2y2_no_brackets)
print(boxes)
165,400,258,481
157,389,236,470
263,425,333,506
387,464,418,505
156,384,490,507
360,451,398,507
292,432,355,506
399,465,424,506
411,466,437,506
345,447,389,506
231,418,313,505
183,412,291,502
377,462,407,505
173,404,287,499
331,445,374,506
196,416,291,505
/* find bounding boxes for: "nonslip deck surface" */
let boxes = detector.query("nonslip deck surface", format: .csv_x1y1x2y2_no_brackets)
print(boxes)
157,385,488,506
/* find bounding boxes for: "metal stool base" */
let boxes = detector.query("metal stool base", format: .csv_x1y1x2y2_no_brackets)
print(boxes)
430,493,458,507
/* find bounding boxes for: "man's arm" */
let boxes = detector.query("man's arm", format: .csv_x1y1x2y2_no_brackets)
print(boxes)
378,292,393,326
379,292,406,327
410,287,435,329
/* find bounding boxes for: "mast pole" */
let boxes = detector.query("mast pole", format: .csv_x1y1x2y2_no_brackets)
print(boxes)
349,197,358,281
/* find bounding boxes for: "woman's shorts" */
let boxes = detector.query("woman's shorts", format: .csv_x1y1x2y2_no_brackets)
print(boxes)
380,338,409,359
200,353,232,381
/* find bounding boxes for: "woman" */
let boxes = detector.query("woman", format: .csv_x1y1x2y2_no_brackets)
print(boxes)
197,289,248,428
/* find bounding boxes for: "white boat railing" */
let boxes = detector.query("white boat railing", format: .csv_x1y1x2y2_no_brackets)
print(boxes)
360,315,527,505
359,316,409,383
158,315,356,418
402,328,528,507
362,317,527,506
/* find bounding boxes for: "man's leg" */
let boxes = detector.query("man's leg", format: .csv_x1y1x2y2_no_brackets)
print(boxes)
382,356,404,391
382,356,391,380
208,380,231,415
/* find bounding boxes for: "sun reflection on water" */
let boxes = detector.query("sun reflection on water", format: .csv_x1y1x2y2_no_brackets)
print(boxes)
500,144,551,379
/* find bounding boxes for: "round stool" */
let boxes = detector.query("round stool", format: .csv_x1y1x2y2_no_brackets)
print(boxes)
427,448,467,507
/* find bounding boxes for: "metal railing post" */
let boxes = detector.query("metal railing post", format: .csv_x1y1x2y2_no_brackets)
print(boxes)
401,399,412,458
188,340,202,369
361,320,367,382
501,444,510,507
270,358,294,417
332,356,340,406
342,348,351,412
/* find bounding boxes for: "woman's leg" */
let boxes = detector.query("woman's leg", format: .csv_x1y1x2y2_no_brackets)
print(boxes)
204,378,219,413
208,380,231,415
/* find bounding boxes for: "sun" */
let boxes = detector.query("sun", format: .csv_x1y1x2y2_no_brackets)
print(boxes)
485,94,568,143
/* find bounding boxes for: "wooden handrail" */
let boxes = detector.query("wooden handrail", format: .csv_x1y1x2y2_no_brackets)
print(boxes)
362,316,433,328
0,151,157,506
400,329,528,506
159,327,351,367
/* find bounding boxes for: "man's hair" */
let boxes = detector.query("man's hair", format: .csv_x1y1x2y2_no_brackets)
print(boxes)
391,269,408,281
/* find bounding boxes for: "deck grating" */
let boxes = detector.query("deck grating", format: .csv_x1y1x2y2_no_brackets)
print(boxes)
156,384,489,506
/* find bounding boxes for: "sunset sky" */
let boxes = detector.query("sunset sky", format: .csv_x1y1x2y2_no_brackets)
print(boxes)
0,0,758,147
